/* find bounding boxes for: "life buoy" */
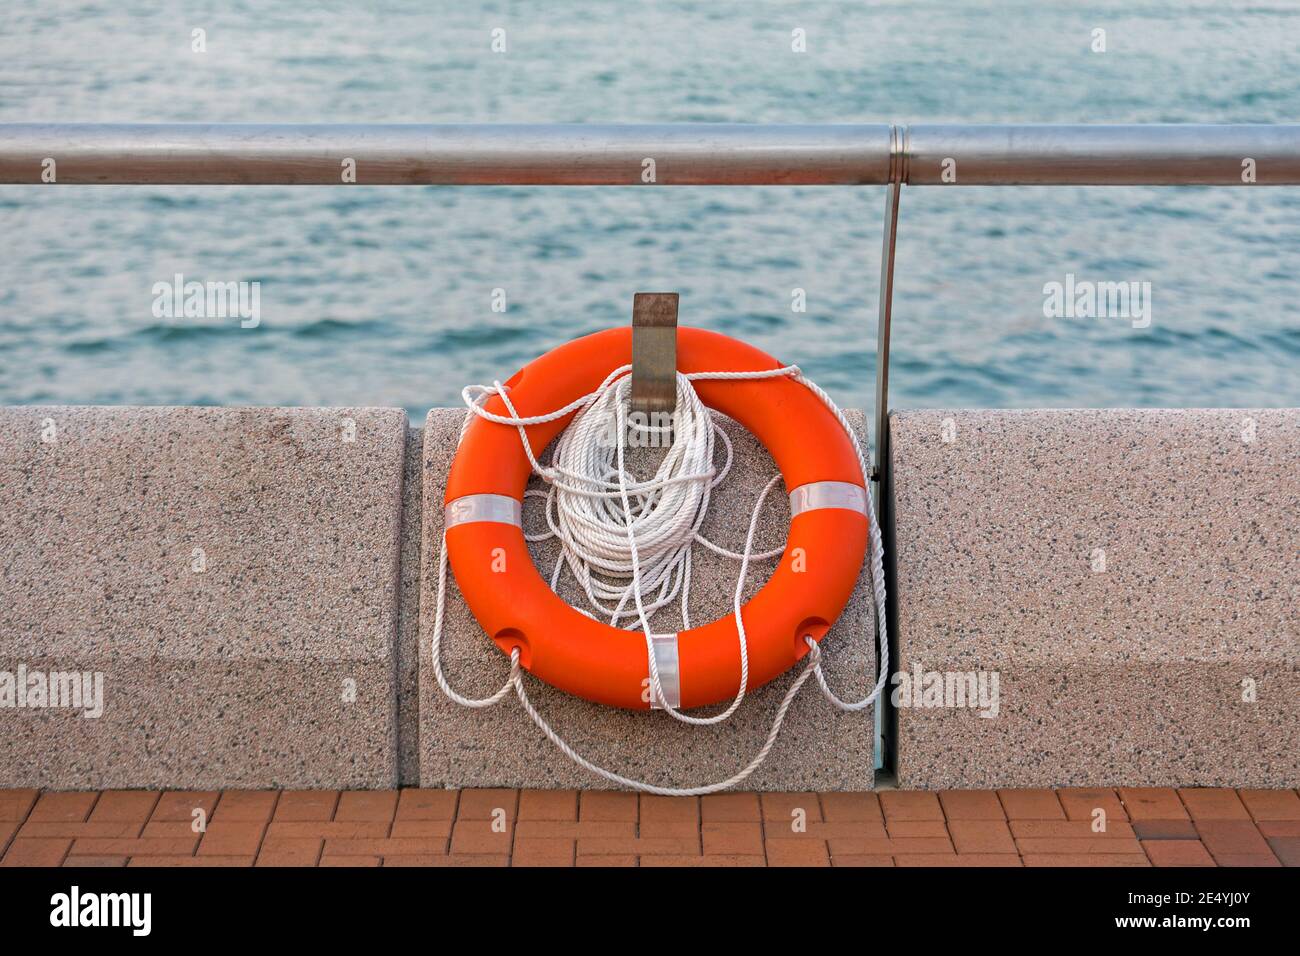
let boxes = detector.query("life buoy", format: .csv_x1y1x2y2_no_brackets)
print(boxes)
443,326,868,710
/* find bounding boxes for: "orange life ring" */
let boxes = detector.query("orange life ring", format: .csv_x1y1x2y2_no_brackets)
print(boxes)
444,326,868,710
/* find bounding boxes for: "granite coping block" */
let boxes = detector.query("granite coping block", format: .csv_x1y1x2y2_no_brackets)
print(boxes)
890,409,1299,789
11,401,1285,792
417,408,878,791
0,406,407,789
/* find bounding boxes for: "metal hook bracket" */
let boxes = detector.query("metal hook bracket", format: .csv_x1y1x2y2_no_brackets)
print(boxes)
630,292,678,418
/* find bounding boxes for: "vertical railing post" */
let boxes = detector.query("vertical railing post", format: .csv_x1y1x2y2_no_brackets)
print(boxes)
873,183,901,487
872,125,904,772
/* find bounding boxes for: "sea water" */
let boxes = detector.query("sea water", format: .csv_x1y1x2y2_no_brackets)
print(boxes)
1,1,1297,420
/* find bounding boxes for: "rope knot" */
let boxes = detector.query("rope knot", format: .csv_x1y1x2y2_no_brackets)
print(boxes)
804,635,822,662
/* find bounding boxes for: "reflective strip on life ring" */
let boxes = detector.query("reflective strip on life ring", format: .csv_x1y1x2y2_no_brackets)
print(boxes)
443,326,868,711
788,480,869,518
444,494,522,529
648,634,681,710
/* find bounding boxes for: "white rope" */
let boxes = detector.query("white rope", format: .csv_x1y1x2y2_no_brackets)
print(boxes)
429,360,890,794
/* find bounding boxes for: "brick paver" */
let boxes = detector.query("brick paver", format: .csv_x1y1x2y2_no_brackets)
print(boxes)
879,790,943,821
1119,788,1188,820
948,820,1017,854
1142,839,1216,866
0,790,39,822
1057,788,1128,822
88,790,159,824
212,790,278,823
518,789,577,821
395,788,457,821
701,792,760,822
1131,819,1199,841
939,790,1005,820
0,788,1289,867
997,789,1065,820
197,821,267,857
579,790,637,822
335,790,399,822
1180,788,1252,820
820,791,882,823
28,792,98,823
151,791,219,823
274,790,339,822
1238,789,1300,822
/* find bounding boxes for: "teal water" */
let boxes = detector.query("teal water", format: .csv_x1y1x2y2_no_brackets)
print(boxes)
2,1,1298,419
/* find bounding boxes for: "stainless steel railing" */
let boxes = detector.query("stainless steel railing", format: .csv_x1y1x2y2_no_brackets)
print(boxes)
1,123,1298,185
3,121,1297,501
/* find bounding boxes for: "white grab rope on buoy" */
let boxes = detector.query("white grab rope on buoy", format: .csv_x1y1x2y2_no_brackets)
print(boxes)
429,361,890,795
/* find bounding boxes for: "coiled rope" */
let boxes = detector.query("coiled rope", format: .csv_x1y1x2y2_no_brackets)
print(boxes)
430,362,889,795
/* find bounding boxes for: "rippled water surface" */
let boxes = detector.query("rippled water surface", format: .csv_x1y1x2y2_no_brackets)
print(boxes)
2,1,1298,419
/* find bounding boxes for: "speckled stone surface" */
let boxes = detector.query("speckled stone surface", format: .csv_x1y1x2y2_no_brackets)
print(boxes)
396,425,424,786
418,408,878,791
0,406,406,790
891,409,1299,789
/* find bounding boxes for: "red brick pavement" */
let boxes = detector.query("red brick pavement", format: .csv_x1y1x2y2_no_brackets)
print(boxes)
0,787,1294,867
